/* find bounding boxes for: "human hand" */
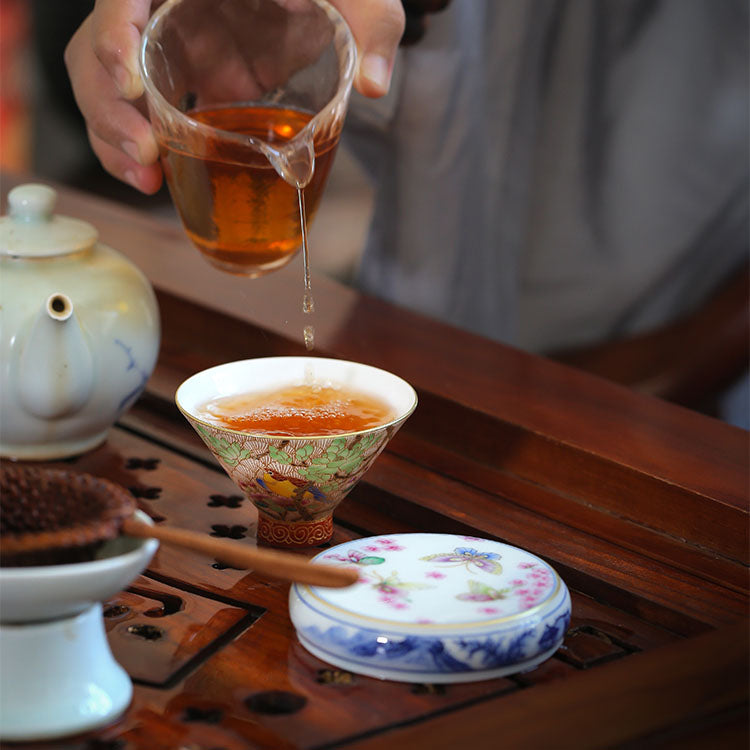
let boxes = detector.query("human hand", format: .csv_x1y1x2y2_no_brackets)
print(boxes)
64,0,405,194
329,0,405,97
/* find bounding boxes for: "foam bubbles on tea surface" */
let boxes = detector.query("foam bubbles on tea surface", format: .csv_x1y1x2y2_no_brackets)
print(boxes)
199,383,396,436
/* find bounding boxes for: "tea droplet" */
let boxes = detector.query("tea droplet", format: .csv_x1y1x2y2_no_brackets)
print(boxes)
303,292,314,314
304,325,315,351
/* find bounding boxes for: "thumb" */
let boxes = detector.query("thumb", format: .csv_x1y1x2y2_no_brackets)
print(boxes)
330,0,405,98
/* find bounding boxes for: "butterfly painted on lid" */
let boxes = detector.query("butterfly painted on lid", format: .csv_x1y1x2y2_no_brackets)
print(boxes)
456,580,510,602
370,571,433,605
420,547,503,575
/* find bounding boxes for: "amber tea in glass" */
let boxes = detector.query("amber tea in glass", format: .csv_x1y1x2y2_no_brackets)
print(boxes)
140,0,356,277
159,104,340,275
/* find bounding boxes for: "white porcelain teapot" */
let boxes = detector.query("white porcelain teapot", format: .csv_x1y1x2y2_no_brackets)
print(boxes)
0,183,160,459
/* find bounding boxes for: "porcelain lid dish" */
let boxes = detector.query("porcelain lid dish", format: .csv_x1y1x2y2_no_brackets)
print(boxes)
289,533,571,683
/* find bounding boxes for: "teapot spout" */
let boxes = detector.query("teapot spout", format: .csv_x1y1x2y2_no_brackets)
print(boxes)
18,293,94,419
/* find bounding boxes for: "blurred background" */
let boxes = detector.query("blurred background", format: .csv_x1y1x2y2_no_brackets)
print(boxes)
1,0,747,428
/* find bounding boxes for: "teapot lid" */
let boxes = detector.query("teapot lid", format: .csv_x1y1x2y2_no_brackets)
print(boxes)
0,183,98,258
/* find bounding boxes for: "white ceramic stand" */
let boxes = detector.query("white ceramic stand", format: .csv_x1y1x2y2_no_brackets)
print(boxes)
0,510,158,741
0,603,132,741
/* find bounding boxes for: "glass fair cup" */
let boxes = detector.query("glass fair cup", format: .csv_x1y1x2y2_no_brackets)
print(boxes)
139,0,356,276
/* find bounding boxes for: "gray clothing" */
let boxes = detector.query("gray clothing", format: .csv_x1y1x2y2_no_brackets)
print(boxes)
344,0,749,354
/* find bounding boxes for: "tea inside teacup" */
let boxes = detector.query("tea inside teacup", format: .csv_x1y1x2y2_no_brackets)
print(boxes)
198,383,396,437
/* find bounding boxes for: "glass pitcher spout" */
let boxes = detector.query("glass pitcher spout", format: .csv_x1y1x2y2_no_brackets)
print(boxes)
262,134,316,190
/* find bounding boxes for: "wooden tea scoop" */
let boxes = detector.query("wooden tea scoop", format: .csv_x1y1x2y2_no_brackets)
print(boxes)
121,516,358,588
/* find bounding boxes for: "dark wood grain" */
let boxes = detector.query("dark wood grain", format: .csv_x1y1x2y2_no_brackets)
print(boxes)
342,618,749,750
1,172,747,749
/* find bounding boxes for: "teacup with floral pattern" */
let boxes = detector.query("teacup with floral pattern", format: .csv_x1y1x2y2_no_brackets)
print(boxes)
176,357,417,547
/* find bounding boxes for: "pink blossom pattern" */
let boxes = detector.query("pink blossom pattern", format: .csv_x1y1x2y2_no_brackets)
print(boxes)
508,562,554,609
376,539,405,551
322,549,385,566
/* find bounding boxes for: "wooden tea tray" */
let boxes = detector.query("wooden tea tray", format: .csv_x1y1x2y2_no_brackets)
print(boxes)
2,173,747,749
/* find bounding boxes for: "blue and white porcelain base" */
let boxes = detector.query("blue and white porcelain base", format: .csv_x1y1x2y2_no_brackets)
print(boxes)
290,533,572,684
297,633,562,683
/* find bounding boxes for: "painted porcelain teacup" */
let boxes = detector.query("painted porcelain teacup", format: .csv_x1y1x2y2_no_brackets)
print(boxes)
176,357,417,547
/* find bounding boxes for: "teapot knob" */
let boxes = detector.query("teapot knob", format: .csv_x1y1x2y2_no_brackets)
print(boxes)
8,184,56,223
